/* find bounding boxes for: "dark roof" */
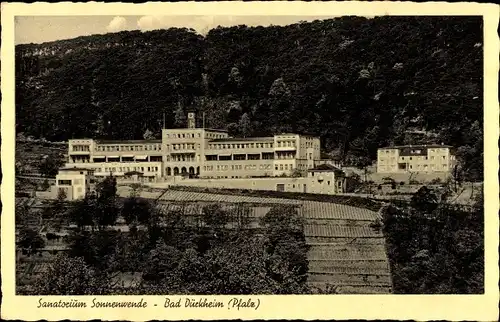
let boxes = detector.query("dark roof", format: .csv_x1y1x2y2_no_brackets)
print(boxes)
95,139,161,144
210,137,274,143
124,171,144,176
309,164,344,172
204,128,229,133
381,144,452,149
59,167,91,172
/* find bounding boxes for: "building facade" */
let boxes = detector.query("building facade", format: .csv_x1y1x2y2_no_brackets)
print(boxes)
158,164,346,195
67,138,163,182
37,168,97,201
377,145,456,174
66,112,322,181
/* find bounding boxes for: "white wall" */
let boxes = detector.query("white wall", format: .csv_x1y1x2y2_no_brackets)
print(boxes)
160,173,342,195
55,172,87,200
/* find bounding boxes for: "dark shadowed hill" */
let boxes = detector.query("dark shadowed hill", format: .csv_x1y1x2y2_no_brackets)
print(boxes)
15,16,483,180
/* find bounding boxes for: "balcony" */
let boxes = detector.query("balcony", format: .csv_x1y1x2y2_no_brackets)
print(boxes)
274,145,297,152
68,150,91,155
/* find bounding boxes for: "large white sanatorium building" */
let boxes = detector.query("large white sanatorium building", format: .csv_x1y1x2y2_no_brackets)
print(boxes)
65,112,323,182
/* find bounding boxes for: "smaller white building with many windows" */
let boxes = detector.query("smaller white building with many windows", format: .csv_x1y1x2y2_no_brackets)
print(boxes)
37,167,97,201
377,144,456,174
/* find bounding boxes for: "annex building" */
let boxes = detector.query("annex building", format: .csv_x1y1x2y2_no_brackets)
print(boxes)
65,112,322,182
376,144,456,174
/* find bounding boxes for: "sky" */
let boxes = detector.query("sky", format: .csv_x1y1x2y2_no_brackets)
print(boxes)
15,15,335,45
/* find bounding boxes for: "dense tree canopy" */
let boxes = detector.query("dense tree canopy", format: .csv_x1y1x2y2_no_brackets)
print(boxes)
25,195,312,295
16,17,483,179
382,185,484,294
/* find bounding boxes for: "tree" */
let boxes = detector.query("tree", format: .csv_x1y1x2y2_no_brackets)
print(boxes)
40,179,50,191
291,169,303,177
239,113,252,137
202,204,229,230
410,186,438,213
260,205,304,234
142,241,183,284
260,206,309,293
174,103,186,128
97,175,117,200
38,155,63,177
31,255,108,295
17,228,45,255
93,198,119,228
68,197,94,228
121,197,152,226
143,129,154,140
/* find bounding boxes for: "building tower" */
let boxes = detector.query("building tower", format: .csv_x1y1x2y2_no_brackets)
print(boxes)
187,112,196,129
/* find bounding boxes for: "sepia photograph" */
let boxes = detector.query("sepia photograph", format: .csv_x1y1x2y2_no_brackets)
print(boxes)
2,2,499,321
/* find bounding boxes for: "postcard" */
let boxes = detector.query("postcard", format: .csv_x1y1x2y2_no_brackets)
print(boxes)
1,1,499,321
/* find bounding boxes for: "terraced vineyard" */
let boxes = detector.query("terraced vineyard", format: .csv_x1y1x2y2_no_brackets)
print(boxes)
119,187,392,294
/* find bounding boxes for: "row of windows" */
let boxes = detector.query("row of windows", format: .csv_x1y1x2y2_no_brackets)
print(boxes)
408,164,448,170
276,140,296,148
168,143,197,150
208,142,273,150
72,145,90,152
276,152,296,160
380,148,449,154
380,155,450,162
165,132,227,139
275,164,295,171
166,132,200,139
205,153,276,161
304,142,318,148
380,163,449,171
400,156,447,161
166,155,198,162
57,180,72,185
96,144,160,152
428,148,449,153
203,164,274,171
102,166,159,173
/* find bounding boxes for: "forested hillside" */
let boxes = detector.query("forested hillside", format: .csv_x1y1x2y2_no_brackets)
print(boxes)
16,16,483,180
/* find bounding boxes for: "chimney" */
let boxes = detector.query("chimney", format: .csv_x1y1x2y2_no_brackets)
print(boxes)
187,112,196,129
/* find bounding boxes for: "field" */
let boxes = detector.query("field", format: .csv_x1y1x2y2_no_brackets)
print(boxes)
118,186,392,294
